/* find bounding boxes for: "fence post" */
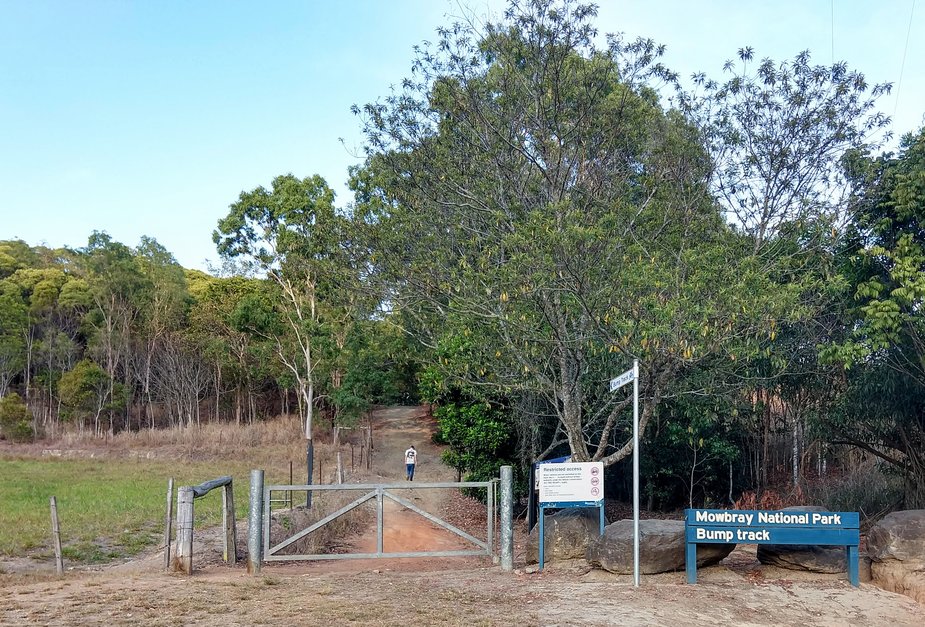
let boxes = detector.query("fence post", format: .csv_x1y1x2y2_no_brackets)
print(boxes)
222,482,237,564
248,469,264,574
489,478,497,564
163,478,174,571
174,486,194,574
500,465,513,571
50,496,64,575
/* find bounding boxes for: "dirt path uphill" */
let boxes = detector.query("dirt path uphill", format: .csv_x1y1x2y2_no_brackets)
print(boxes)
274,405,483,573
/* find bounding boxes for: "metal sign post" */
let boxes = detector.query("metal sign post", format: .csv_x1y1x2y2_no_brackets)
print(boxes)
536,462,605,571
610,359,640,587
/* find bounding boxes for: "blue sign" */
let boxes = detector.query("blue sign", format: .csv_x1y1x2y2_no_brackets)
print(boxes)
684,509,860,586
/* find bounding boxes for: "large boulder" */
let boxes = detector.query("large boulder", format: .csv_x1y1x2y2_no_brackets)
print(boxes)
756,506,848,573
587,519,735,574
526,509,602,564
867,509,925,603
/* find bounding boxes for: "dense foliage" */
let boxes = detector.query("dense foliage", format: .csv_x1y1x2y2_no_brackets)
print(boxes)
0,234,420,440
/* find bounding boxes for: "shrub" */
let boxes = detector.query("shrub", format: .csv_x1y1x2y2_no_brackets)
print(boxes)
804,463,904,528
0,392,33,442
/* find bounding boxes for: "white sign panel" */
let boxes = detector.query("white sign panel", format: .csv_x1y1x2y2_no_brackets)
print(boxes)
538,462,604,504
610,368,636,391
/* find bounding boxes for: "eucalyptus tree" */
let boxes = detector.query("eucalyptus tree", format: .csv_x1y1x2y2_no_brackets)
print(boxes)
81,232,150,435
214,174,352,487
355,0,794,465
132,237,189,429
0,280,26,397
186,272,268,424
58,358,124,437
4,266,85,428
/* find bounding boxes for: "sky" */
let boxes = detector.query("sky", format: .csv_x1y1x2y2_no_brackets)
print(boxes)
1,0,922,272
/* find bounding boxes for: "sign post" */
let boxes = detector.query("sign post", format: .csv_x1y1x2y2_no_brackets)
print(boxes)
610,360,640,587
536,461,605,571
684,508,860,586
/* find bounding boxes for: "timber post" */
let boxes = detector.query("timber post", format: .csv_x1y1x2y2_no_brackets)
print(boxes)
222,483,237,564
163,478,174,571
174,486,194,574
172,476,236,574
50,496,64,575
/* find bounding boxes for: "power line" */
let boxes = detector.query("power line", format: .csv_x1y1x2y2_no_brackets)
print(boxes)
894,0,917,119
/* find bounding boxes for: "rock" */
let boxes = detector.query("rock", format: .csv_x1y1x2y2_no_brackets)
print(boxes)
587,519,734,574
526,509,602,564
757,507,848,573
867,509,925,604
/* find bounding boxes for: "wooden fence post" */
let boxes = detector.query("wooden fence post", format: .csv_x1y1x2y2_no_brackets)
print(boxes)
222,483,237,564
49,496,64,575
174,486,194,574
163,478,174,571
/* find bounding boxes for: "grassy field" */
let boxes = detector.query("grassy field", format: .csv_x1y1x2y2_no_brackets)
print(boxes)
0,417,328,564
0,457,263,562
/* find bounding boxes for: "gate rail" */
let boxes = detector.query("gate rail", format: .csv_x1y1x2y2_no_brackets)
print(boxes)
262,481,494,562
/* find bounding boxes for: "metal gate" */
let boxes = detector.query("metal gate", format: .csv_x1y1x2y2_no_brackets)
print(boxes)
262,481,495,561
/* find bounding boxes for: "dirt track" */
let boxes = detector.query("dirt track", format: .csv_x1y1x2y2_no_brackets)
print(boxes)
2,406,924,625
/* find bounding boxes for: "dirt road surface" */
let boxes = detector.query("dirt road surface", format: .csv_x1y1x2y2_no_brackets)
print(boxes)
2,406,924,625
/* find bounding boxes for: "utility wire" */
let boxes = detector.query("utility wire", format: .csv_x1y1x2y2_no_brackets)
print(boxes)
894,0,917,118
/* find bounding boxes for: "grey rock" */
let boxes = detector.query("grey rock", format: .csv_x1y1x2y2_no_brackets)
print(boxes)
526,509,602,565
587,518,734,574
757,506,848,573
867,509,925,604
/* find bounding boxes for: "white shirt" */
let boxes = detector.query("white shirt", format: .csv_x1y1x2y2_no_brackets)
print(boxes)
405,448,417,464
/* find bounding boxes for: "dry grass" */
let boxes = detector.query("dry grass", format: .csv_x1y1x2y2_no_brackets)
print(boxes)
267,490,375,556
35,415,348,480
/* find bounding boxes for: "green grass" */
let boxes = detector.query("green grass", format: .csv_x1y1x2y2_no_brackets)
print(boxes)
0,457,257,562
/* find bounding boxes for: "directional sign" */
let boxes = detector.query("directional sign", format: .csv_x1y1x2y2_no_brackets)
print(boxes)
610,368,636,391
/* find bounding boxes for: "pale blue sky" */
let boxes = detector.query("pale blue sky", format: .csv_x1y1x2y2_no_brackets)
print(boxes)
1,1,922,271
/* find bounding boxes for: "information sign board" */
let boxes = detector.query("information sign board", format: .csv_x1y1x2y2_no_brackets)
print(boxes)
538,461,603,506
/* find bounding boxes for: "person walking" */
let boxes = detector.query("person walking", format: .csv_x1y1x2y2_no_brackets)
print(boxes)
404,445,417,481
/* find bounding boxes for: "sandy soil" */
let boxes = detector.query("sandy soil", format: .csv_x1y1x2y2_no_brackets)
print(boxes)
1,406,924,626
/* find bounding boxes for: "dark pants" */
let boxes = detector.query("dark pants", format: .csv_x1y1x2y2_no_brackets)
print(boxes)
406,463,415,481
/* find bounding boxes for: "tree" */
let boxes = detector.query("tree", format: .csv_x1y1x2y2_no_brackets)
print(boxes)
132,237,189,430
0,280,27,397
684,48,891,251
58,359,125,437
81,232,149,435
820,127,925,506
214,174,350,489
678,48,891,492
186,273,271,425
355,0,794,467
